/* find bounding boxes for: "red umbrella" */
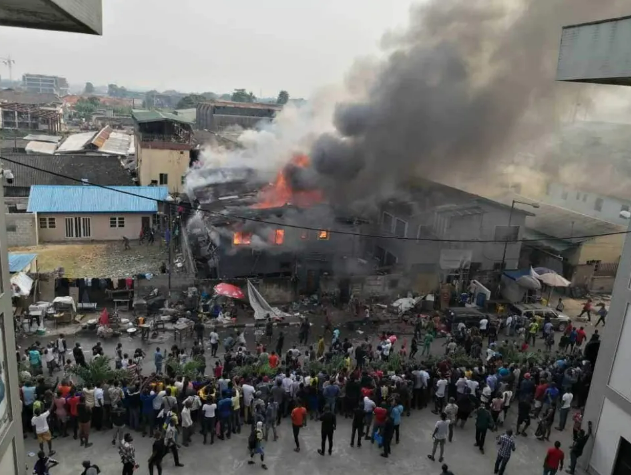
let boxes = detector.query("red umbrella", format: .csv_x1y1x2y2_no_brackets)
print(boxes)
213,283,246,300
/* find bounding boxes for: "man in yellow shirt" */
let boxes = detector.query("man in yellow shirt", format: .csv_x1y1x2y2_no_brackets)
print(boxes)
232,388,241,434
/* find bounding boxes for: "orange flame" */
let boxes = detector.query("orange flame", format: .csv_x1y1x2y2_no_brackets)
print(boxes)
252,154,323,209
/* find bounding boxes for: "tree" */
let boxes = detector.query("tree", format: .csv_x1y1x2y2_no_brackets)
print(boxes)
74,97,100,120
276,90,289,105
231,88,256,103
84,82,95,94
176,93,206,109
219,93,232,101
202,92,217,100
107,84,127,98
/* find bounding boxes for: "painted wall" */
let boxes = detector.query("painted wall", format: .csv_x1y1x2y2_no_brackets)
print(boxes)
545,182,631,226
576,234,624,264
36,213,150,242
137,143,188,194
591,398,631,475
5,213,37,247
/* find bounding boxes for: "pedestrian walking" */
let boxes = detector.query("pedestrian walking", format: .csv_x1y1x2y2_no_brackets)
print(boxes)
566,421,592,474
428,412,449,462
577,299,592,321
119,433,138,475
247,421,267,469
31,408,55,457
595,304,607,327
444,398,458,442
77,396,93,448
111,404,126,446
350,402,364,448
544,441,564,475
474,405,493,453
291,400,307,452
154,348,164,374
556,389,573,431
494,430,516,475
318,405,336,455
164,417,184,467
380,415,395,458
148,431,165,475
181,400,193,446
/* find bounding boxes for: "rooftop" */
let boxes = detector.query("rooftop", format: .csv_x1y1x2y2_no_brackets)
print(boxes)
1,153,134,192
8,253,37,273
0,90,61,104
202,100,282,111
131,109,194,125
27,185,168,213
56,131,97,153
22,134,62,143
25,141,56,155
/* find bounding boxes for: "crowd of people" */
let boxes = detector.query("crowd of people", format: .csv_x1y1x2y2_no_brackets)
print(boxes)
17,310,596,475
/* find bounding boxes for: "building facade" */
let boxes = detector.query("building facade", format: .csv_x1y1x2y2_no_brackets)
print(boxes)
22,74,68,95
556,14,631,475
196,101,281,132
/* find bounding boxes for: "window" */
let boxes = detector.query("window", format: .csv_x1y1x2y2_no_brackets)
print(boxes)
39,217,56,229
417,224,433,239
622,205,630,213
394,218,407,238
561,190,568,200
65,217,91,238
110,217,125,228
181,175,186,185
317,230,329,240
159,173,168,185
233,231,252,245
594,197,603,211
382,212,394,232
6,224,16,232
494,225,520,242
273,229,285,245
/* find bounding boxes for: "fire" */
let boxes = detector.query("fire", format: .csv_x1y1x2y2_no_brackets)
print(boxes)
233,232,252,245
252,154,323,209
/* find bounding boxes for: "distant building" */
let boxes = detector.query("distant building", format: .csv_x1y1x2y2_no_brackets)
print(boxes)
22,74,69,95
0,90,63,133
27,185,167,242
196,101,281,132
132,110,193,194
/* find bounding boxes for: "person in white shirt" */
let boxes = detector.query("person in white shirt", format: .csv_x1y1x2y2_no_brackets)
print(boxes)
363,396,376,438
480,385,492,404
466,378,479,395
504,316,513,336
32,408,55,456
242,382,256,424
428,412,449,462
209,330,219,357
479,318,489,336
202,400,217,444
181,400,193,446
556,390,574,431
434,378,448,413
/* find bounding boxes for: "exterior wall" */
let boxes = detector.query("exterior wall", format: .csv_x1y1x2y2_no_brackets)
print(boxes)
36,213,150,242
5,213,38,247
545,182,631,226
137,142,188,194
577,234,624,264
581,218,631,474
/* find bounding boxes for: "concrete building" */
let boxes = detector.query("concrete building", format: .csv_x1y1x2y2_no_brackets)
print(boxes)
366,181,533,292
196,100,281,132
26,185,167,242
22,74,68,95
132,110,193,194
0,90,63,133
0,2,102,474
556,14,631,475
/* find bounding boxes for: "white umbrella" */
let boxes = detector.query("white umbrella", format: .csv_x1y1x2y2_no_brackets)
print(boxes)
515,275,542,290
536,272,571,287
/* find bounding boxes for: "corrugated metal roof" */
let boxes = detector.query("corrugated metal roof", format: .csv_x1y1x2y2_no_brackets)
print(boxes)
56,132,97,153
25,141,57,155
27,185,168,213
131,109,194,125
8,253,37,273
91,126,112,148
23,134,62,143
98,131,132,156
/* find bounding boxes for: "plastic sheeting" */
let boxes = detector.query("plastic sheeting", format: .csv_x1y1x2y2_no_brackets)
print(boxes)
247,280,284,321
11,272,33,297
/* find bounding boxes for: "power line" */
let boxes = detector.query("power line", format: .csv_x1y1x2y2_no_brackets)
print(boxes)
1,153,629,244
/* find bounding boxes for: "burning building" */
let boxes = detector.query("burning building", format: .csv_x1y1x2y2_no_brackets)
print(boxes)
183,154,369,296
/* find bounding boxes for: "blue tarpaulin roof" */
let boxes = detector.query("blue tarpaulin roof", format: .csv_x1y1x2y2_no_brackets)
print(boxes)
8,253,37,273
27,185,168,213
502,269,531,280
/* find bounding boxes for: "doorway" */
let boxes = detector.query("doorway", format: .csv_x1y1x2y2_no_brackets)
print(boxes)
613,437,631,475
142,216,150,231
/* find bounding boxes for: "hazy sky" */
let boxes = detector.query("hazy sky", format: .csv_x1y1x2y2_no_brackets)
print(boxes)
0,0,418,97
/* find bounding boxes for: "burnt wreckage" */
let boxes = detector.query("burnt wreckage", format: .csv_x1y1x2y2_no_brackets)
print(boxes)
183,161,369,294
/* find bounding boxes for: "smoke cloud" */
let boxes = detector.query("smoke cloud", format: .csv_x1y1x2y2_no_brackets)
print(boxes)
188,0,630,209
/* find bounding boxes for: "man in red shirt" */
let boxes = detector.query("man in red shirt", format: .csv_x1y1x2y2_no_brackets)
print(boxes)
290,401,307,452
371,404,388,442
533,381,549,417
268,352,279,369
575,327,587,348
543,441,564,475
67,390,80,440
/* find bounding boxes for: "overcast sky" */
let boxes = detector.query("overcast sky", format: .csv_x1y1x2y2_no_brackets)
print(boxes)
0,0,417,97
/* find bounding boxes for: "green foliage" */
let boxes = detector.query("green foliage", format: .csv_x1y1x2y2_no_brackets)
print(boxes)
231,88,256,103
166,358,203,380
219,93,232,101
276,90,289,105
202,92,217,100
74,97,101,120
69,357,127,387
84,82,95,94
176,94,206,109
108,84,127,98
113,105,132,115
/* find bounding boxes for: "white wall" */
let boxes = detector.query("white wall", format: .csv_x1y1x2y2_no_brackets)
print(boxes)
591,398,631,475
609,302,631,400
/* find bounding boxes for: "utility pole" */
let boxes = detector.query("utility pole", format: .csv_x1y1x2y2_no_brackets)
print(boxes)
0,55,15,82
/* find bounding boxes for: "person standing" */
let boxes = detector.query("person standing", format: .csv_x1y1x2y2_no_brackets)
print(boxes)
291,400,307,452
544,441,564,475
428,412,450,462
164,417,184,467
350,402,364,448
111,404,126,446
202,397,217,445
209,329,219,357
422,332,434,356
154,348,164,374
181,400,193,447
119,433,138,475
77,396,93,448
247,421,267,469
318,405,336,455
31,408,55,456
475,405,493,454
433,375,448,414
148,430,165,475
556,390,573,432
566,421,592,474
276,331,285,356
390,401,404,444
381,415,395,458
494,429,516,475
444,398,458,442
